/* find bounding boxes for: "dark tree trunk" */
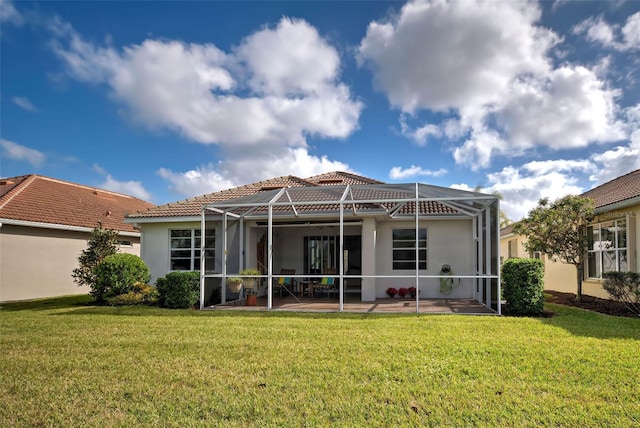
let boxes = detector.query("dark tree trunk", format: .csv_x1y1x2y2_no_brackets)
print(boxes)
576,264,583,301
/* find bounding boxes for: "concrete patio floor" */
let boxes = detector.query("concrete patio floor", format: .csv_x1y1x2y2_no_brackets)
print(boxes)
206,295,497,315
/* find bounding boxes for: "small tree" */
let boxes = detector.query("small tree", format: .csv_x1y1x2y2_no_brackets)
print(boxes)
72,222,119,291
513,195,595,300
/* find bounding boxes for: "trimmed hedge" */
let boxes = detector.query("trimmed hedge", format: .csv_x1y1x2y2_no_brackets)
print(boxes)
502,258,544,316
92,254,151,303
156,271,200,309
602,271,640,315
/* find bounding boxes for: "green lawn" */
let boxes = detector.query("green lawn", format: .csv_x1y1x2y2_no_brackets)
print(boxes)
1,296,639,427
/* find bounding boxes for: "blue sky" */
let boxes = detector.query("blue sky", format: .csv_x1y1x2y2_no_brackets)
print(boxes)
1,0,639,220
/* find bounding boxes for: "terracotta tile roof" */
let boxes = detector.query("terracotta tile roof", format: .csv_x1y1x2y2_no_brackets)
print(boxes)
128,171,383,220
581,169,640,209
305,171,384,185
128,175,317,219
129,173,470,220
0,174,154,233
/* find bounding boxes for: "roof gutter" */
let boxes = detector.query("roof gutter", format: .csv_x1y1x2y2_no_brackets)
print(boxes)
594,195,640,216
0,218,140,237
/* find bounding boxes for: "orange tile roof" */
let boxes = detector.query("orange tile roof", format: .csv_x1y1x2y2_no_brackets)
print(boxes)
128,171,465,220
582,169,640,209
0,174,154,233
128,171,382,219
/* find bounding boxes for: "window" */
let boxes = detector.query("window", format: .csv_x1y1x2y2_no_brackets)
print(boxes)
587,219,627,279
530,251,544,262
508,239,518,258
170,229,215,272
392,229,427,270
118,240,132,247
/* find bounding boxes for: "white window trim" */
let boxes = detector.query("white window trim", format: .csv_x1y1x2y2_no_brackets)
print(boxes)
586,219,627,279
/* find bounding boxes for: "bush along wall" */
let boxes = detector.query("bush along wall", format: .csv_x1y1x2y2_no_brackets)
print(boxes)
92,254,151,303
156,271,200,309
502,258,545,316
602,271,640,315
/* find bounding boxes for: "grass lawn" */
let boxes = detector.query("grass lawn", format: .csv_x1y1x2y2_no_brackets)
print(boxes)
1,296,639,427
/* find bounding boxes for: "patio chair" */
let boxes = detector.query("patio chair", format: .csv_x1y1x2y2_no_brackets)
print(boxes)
273,269,298,299
301,268,337,297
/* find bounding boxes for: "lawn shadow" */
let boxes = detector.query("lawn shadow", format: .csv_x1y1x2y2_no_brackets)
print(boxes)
0,294,93,312
537,303,640,341
53,305,424,321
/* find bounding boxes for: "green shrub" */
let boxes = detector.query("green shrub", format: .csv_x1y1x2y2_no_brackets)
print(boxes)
156,271,200,309
92,254,151,303
602,271,640,315
106,282,158,306
502,258,544,316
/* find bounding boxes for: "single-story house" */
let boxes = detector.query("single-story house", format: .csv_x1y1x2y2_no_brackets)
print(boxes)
500,168,640,299
126,172,501,313
0,174,154,301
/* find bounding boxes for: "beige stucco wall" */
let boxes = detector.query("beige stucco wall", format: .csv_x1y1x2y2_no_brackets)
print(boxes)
0,224,141,302
500,232,579,296
500,202,640,300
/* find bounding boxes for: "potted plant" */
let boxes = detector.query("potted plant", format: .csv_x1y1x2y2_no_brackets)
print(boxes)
240,268,261,306
386,287,398,298
245,288,258,306
239,268,261,291
407,286,417,298
227,276,243,293
398,287,408,298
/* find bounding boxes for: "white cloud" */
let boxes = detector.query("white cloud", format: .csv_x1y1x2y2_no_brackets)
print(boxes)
484,161,594,221
12,96,38,112
622,12,640,50
0,139,45,167
157,164,236,197
572,15,618,48
236,17,340,97
574,12,640,51
0,0,24,26
359,0,627,169
99,175,152,201
158,148,352,197
589,130,640,184
399,115,441,146
45,15,364,198
48,16,362,150
358,0,556,113
389,165,447,180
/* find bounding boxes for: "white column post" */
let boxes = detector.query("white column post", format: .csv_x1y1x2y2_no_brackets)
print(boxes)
267,204,273,310
415,183,420,313
221,212,228,304
200,207,206,309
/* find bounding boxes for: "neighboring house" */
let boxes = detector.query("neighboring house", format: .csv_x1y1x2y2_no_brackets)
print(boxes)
500,169,640,299
0,175,154,301
126,171,501,312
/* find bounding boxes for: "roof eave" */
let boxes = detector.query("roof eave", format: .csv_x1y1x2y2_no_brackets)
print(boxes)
594,195,640,215
0,218,140,236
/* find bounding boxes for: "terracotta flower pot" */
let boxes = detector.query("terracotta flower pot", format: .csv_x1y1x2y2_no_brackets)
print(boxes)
246,294,257,306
